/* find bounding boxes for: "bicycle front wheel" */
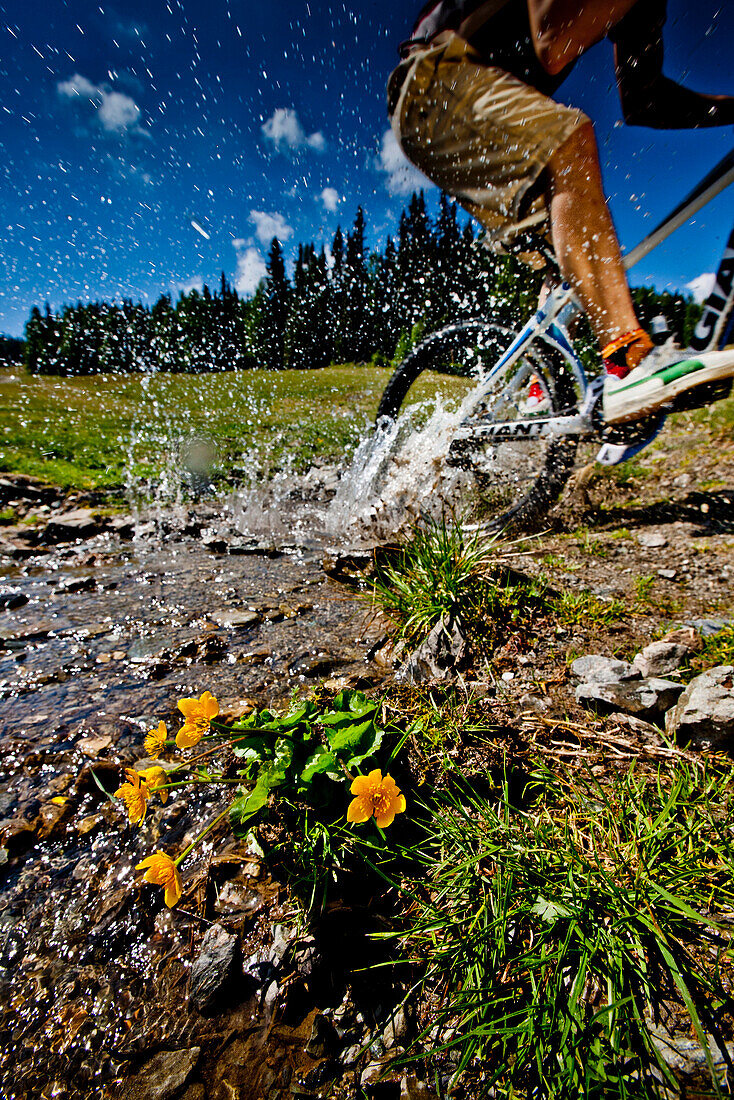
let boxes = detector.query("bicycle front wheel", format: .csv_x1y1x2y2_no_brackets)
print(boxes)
375,320,579,529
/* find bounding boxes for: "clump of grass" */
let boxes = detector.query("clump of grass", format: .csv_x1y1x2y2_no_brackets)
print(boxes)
368,517,546,651
634,574,656,605
681,623,734,682
400,760,734,1098
553,589,626,626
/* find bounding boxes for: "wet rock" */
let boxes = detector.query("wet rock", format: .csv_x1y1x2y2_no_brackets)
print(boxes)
396,615,468,684
289,652,351,678
381,1007,409,1049
401,1075,436,1100
0,590,28,610
201,530,227,553
74,761,121,798
0,816,38,856
632,640,693,678
665,666,734,750
270,922,298,966
576,677,683,719
648,1024,733,1086
570,655,638,684
40,508,103,543
305,1012,338,1059
56,575,96,594
210,609,261,630
123,1047,200,1100
189,923,239,1015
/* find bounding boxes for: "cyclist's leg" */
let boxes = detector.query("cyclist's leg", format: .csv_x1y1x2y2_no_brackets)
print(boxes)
545,122,644,351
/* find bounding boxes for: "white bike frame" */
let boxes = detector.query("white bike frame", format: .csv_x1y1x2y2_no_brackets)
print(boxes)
451,148,734,467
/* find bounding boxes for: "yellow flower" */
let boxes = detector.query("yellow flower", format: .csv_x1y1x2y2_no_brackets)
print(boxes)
347,769,406,829
138,765,169,804
176,690,219,749
143,720,167,757
114,768,151,825
136,851,182,908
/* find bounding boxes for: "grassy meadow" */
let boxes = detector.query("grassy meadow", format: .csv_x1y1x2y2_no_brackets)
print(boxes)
0,364,392,491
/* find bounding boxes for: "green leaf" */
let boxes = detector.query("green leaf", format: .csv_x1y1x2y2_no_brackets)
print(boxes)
232,735,270,761
329,716,376,755
300,747,340,786
530,896,575,923
347,725,384,769
271,737,294,783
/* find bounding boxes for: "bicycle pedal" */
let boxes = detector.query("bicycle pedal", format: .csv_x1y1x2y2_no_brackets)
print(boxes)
669,378,732,414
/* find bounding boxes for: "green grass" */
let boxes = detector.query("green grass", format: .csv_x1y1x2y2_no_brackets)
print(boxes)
681,623,734,682
0,363,388,491
367,518,546,655
553,589,627,627
399,759,734,1098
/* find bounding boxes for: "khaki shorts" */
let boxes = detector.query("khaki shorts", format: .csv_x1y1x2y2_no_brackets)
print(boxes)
388,32,589,250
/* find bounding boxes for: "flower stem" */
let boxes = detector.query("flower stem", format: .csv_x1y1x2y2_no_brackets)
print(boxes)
175,806,231,866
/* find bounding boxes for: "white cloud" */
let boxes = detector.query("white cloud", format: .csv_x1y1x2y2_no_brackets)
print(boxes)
57,72,146,136
234,246,267,295
686,272,715,304
248,210,293,245
261,108,325,154
320,186,340,212
378,128,430,195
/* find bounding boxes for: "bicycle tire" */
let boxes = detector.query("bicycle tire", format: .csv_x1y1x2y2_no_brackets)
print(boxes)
375,320,579,529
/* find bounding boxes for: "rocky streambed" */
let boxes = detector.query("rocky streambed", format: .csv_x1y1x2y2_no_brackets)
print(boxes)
2,464,734,1100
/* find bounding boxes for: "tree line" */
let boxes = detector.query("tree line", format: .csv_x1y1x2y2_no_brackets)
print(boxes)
22,192,701,376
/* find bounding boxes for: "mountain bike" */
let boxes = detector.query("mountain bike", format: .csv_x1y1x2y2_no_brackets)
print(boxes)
374,149,734,529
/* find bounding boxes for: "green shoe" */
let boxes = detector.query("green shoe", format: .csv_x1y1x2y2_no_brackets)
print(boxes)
603,349,734,424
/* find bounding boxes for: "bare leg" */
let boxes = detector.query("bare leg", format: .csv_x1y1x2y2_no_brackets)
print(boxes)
545,121,640,347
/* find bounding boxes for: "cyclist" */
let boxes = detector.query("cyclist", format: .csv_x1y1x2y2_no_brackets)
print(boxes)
389,0,734,423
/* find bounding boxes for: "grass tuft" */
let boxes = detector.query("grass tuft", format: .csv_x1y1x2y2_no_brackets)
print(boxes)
398,759,734,1098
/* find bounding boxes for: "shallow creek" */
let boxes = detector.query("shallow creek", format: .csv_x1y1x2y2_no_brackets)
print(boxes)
0,490,396,1100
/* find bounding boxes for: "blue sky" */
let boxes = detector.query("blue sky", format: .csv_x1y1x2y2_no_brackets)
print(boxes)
1,0,733,337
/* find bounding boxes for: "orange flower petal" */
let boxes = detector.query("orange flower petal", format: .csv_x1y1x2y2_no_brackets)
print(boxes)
176,724,203,749
163,867,183,908
177,697,200,718
350,774,372,797
200,691,219,720
374,808,397,828
347,796,372,823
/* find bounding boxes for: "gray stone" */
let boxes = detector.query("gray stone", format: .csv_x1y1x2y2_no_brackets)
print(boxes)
518,693,551,714
381,1007,409,1049
665,666,734,750
189,924,238,1015
686,618,731,638
122,1047,200,1100
637,531,668,548
576,677,683,718
40,508,102,543
269,922,296,965
632,640,691,678
396,615,468,684
570,655,638,684
209,608,261,630
648,1025,734,1085
657,568,677,580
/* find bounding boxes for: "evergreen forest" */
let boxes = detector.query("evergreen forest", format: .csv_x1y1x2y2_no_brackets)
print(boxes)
20,192,702,376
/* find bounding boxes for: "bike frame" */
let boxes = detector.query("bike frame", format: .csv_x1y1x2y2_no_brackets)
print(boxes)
451,148,734,467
